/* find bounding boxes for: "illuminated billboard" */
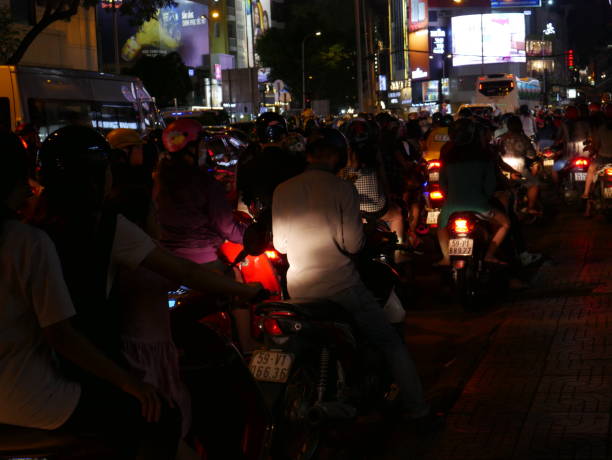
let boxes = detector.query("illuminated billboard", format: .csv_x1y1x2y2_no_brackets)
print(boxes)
451,13,526,67
98,0,209,69
491,0,541,7
409,0,428,32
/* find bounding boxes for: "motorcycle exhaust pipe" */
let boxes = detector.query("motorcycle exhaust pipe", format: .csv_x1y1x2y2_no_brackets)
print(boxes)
306,402,357,426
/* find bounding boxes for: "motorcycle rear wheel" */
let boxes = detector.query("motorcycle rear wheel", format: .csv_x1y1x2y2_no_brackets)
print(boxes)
452,261,479,311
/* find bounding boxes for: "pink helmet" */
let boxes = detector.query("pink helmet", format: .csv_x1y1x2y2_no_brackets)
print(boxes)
162,118,203,153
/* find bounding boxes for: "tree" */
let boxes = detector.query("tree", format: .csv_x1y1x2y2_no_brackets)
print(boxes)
0,7,20,64
7,0,176,65
255,0,357,112
126,52,192,107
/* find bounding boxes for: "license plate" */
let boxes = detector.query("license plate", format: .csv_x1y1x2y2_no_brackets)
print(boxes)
574,172,587,181
429,172,440,182
426,210,440,225
449,238,474,256
543,159,554,167
249,350,293,383
604,187,612,199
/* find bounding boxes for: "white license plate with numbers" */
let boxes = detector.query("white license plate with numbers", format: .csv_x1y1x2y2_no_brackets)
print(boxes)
544,159,554,167
604,187,612,199
449,238,474,256
429,172,440,182
574,172,587,181
249,350,293,383
427,211,440,225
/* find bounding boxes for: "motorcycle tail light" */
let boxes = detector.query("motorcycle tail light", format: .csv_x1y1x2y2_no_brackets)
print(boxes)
543,150,554,158
428,160,441,169
605,168,612,176
453,218,471,235
573,158,589,168
430,190,444,201
263,318,284,336
265,249,281,261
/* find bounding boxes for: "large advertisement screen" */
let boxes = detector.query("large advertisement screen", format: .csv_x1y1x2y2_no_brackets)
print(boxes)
491,0,541,7
98,0,209,70
409,0,428,32
451,13,526,67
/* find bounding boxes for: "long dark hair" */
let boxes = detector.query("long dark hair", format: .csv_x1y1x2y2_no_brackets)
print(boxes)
0,130,29,238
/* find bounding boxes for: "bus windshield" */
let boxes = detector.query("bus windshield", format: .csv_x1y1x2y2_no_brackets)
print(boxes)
478,80,514,97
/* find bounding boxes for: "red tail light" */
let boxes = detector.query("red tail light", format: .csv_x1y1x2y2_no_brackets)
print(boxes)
20,138,29,150
573,158,589,167
263,318,284,336
428,160,441,169
430,190,444,200
453,218,471,234
543,150,554,158
605,168,612,176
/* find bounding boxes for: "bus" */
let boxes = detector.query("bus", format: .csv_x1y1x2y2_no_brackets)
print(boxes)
0,65,163,140
473,74,541,114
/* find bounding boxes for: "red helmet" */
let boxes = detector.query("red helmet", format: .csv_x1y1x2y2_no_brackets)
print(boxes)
588,102,602,113
162,118,203,153
565,106,579,120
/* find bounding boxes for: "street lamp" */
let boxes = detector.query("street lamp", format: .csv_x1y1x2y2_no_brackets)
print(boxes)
302,31,322,109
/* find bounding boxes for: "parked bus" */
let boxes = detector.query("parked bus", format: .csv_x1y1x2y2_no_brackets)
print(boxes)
473,74,541,114
0,66,163,140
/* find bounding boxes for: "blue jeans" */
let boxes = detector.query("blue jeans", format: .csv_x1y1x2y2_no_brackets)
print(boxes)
327,282,429,417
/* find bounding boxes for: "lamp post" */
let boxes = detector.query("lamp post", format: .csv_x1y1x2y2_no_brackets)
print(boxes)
301,31,322,110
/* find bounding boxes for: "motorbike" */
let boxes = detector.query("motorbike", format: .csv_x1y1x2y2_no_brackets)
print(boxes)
447,212,506,309
586,162,612,221
247,227,406,460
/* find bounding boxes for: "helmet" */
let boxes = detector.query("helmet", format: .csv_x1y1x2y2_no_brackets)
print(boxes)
588,102,602,113
448,118,477,147
107,128,143,150
342,118,377,149
162,118,203,153
441,114,454,127
38,125,111,188
565,106,579,120
432,112,443,125
256,112,287,143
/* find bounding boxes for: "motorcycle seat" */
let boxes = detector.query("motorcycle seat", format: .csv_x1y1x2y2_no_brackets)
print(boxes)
256,299,353,323
0,424,110,457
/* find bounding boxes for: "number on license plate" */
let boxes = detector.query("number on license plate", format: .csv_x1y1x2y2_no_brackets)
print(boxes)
604,187,612,199
429,172,440,182
543,159,554,167
426,211,440,225
449,238,474,256
574,172,587,181
249,350,293,383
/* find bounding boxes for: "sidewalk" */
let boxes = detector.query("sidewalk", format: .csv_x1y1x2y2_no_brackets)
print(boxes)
425,213,612,460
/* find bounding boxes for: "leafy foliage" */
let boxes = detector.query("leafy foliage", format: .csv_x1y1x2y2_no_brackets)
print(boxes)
0,7,20,64
255,0,357,111
126,52,192,107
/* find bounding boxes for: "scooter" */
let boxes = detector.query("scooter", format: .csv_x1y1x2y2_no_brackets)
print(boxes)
586,162,612,221
561,156,590,206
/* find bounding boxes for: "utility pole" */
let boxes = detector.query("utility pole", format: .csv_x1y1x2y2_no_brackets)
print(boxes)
354,0,364,112
112,0,120,74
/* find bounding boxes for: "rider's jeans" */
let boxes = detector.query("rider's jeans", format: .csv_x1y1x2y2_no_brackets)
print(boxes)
328,282,429,417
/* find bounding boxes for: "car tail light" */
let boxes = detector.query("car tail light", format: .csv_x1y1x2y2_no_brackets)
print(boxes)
573,158,589,168
430,190,444,200
263,318,284,336
453,218,471,235
428,160,441,169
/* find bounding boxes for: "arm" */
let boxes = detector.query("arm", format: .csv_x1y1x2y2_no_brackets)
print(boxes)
43,320,162,422
206,176,246,243
339,183,366,254
141,246,260,298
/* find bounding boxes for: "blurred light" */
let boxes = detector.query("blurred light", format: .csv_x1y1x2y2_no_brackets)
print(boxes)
547,0,553,4
430,190,444,200
429,55,434,59
453,219,470,234
211,10,220,19
315,31,322,36
265,250,280,260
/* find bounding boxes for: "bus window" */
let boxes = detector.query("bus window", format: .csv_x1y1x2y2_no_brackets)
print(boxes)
0,98,9,130
478,80,514,97
28,99,95,141
95,104,139,132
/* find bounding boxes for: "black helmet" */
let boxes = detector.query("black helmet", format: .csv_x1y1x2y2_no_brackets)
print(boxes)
432,112,443,125
38,125,111,195
342,117,377,150
441,114,454,127
256,112,288,143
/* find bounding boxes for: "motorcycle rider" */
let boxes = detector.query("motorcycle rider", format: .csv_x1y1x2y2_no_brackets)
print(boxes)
582,109,612,212
272,128,433,425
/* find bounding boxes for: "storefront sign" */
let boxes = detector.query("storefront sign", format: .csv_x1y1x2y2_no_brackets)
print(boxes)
491,0,541,6
430,28,446,54
412,68,429,80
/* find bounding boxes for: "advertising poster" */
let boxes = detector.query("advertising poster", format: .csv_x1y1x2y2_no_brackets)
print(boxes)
409,0,428,32
409,29,430,80
491,0,541,7
98,0,209,69
451,13,526,67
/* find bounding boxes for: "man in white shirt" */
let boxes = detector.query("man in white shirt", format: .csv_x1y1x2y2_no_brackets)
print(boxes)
272,130,429,420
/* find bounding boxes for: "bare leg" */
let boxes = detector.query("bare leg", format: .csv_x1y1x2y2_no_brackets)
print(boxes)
485,210,510,264
581,163,596,198
526,185,542,214
436,226,450,266
383,202,405,244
